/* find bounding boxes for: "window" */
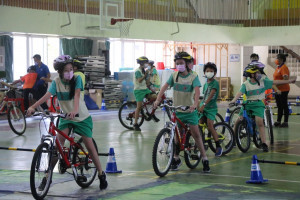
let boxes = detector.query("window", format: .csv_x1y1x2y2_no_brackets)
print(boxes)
13,36,27,80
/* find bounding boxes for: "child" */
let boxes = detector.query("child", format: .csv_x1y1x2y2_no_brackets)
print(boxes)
12,65,37,110
230,64,296,152
147,60,161,92
154,51,210,173
198,62,222,157
27,55,108,190
133,56,157,131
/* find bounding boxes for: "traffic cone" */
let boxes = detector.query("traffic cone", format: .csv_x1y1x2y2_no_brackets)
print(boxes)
288,102,292,114
296,96,300,106
123,96,128,109
225,108,230,123
101,99,106,110
246,155,268,184
105,148,122,173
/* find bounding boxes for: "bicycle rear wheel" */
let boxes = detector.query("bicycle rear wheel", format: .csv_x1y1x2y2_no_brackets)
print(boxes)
229,107,241,128
152,128,174,177
30,143,53,200
184,132,201,169
7,106,26,135
265,109,274,144
207,122,234,155
72,137,98,188
235,120,251,153
118,102,144,130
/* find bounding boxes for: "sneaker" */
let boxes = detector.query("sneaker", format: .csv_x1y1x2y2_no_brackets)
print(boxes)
170,158,182,171
133,124,141,131
152,114,160,122
261,143,269,152
38,177,51,191
280,122,288,128
274,121,281,127
215,147,223,157
202,160,210,173
98,171,108,190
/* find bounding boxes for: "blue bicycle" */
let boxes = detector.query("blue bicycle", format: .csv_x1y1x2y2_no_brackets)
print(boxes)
232,102,262,153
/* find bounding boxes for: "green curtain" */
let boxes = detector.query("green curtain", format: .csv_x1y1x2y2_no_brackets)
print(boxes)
60,38,93,58
0,35,13,82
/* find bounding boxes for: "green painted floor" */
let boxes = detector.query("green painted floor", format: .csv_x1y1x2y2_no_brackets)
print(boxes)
0,103,300,199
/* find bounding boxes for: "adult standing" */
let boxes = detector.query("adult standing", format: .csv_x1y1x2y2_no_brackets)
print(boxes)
33,54,51,111
273,53,290,128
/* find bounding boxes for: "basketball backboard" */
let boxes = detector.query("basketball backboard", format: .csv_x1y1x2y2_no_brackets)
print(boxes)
100,0,124,30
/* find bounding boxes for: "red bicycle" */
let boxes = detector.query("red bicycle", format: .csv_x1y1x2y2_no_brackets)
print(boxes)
30,112,98,200
118,93,168,130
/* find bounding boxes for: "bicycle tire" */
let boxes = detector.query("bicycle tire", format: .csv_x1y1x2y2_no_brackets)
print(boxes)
253,124,262,149
265,109,274,144
152,128,174,177
207,122,234,155
184,132,201,169
7,106,26,135
198,125,209,151
229,107,241,128
51,95,60,113
235,120,251,153
30,143,53,200
72,137,98,188
118,102,144,130
215,113,224,123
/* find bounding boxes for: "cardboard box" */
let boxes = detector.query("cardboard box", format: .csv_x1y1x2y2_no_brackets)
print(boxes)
89,89,102,108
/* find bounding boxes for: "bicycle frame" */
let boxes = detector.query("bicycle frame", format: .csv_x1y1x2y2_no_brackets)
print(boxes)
0,96,24,114
242,106,256,136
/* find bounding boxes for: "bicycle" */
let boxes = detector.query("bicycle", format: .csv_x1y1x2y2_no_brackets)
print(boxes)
152,104,201,177
30,112,98,200
118,93,168,130
199,112,234,155
0,81,26,135
232,102,263,153
229,94,274,145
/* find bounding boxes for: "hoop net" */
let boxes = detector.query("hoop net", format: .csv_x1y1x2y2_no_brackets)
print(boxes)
111,18,134,38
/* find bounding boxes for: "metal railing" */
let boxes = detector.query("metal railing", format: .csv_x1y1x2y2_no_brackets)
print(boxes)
1,0,300,27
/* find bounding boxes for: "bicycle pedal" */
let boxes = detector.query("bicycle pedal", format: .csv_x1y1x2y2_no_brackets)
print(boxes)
77,175,87,182
191,155,199,160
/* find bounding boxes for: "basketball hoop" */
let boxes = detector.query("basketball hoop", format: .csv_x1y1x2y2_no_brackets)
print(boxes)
111,18,134,38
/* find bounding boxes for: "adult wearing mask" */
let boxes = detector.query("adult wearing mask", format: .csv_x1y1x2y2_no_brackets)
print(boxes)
33,54,51,111
273,53,290,128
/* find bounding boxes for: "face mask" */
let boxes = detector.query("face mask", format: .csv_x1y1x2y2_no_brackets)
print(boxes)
176,65,186,72
64,71,73,80
275,59,280,65
205,72,214,79
256,73,262,81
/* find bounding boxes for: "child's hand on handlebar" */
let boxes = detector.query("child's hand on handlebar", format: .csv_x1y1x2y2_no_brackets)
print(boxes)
68,112,78,119
153,100,160,109
26,107,35,117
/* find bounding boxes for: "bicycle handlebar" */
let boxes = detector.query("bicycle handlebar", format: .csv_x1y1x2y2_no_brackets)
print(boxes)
0,81,18,90
32,112,79,119
160,103,190,111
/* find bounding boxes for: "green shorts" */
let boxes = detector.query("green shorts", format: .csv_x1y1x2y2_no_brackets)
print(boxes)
134,89,152,102
239,100,265,119
198,108,218,121
58,116,93,138
176,110,199,126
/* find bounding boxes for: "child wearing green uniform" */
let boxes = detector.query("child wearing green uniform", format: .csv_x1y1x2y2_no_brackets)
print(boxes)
154,52,210,173
230,64,296,152
198,62,223,156
147,60,161,92
27,55,108,190
133,56,157,131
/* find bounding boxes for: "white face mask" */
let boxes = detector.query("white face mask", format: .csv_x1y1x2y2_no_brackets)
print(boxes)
205,72,214,79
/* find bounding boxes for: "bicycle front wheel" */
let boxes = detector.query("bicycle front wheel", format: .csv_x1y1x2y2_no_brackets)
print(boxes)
118,102,144,130
265,109,274,144
30,143,53,200
235,120,251,153
229,107,241,128
152,128,174,177
253,125,262,149
215,113,224,123
207,122,234,155
184,132,201,169
7,106,26,135
72,137,98,188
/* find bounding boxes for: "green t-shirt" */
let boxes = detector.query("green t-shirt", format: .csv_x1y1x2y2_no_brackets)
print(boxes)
134,68,147,90
200,79,219,110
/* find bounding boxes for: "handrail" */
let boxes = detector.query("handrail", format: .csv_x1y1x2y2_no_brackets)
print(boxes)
280,46,300,62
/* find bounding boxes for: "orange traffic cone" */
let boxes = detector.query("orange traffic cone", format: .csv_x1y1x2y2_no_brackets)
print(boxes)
105,148,122,173
246,155,268,184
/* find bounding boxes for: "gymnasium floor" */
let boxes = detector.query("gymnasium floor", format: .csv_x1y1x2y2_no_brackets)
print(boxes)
0,103,300,200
